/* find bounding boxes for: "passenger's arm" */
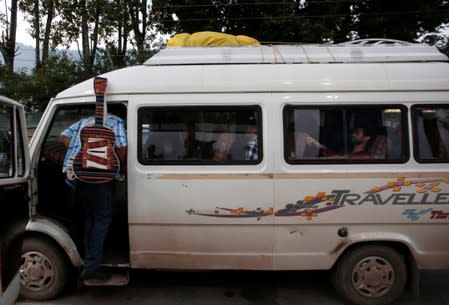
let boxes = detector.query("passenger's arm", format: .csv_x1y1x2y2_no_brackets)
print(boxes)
304,133,323,149
304,133,336,157
116,147,127,173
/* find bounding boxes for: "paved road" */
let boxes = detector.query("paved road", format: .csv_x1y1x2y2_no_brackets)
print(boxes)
17,269,449,305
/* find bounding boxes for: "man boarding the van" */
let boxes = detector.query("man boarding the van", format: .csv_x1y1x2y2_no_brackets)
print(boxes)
60,77,127,282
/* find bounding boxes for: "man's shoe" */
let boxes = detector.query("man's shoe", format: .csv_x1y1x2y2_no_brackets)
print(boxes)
81,270,112,281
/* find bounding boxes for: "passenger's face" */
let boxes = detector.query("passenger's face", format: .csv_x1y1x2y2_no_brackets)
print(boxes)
352,128,367,144
163,143,174,154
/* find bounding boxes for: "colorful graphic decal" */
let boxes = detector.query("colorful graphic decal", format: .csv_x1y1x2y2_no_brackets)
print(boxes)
275,192,342,220
186,177,449,221
367,177,449,194
186,192,342,221
403,209,449,221
186,207,273,221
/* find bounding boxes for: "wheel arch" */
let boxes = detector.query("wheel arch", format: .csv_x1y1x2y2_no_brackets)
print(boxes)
25,217,83,268
332,237,420,294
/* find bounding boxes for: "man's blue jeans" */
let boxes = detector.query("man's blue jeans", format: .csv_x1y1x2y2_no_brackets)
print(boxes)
78,181,113,272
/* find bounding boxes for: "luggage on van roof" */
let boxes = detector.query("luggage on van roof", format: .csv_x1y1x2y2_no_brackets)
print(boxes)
146,38,448,66
166,31,260,47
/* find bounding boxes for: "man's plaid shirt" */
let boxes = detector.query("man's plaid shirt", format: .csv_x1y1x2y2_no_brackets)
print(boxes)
60,114,127,173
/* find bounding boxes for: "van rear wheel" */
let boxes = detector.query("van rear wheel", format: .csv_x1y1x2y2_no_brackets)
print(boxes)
20,237,69,300
333,245,407,305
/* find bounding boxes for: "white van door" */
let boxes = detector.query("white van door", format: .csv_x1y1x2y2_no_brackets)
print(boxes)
128,95,275,270
0,96,30,305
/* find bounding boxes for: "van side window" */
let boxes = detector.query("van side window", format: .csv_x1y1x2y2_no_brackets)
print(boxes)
413,105,449,162
284,106,408,163
138,106,262,164
0,104,13,177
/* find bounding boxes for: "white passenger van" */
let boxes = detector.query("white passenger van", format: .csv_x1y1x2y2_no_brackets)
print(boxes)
20,39,449,305
0,96,29,305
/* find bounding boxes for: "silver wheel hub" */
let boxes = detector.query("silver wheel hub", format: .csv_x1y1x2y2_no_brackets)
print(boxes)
20,251,55,291
352,256,395,297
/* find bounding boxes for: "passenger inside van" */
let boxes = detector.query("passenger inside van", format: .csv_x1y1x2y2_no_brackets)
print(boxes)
244,117,258,161
0,131,10,175
304,125,374,160
146,133,182,160
213,132,235,161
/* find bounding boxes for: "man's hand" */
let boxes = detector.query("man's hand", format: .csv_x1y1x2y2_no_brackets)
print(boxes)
116,147,127,174
304,133,322,149
60,135,71,147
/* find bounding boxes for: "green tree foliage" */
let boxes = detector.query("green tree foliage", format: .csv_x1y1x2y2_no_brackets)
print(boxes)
352,0,449,42
1,54,89,111
155,0,449,43
153,0,303,41
0,64,28,101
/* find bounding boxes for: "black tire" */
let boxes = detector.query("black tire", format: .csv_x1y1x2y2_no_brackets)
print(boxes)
333,245,407,305
20,237,70,300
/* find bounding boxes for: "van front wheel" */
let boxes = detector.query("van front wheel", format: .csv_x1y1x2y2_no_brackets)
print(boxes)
20,237,69,300
333,245,407,305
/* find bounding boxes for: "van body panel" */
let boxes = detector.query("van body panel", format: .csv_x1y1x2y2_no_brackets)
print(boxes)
54,63,449,101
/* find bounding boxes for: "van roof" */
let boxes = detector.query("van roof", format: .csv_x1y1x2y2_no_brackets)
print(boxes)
145,40,448,66
54,41,449,100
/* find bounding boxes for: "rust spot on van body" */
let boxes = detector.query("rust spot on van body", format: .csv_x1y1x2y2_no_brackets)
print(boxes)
330,240,351,255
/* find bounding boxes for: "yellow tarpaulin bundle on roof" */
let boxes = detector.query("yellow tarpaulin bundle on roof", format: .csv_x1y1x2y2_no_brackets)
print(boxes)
235,35,260,46
167,31,260,47
166,33,191,47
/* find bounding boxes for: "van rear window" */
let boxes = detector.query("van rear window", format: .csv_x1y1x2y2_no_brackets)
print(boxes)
413,105,449,163
138,106,262,165
284,105,408,163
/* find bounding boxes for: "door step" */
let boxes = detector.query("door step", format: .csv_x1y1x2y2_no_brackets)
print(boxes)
83,269,129,286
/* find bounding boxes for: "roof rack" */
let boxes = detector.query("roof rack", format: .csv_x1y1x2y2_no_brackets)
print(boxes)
337,38,418,46
145,42,448,66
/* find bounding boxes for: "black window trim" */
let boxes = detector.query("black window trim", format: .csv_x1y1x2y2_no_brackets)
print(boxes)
137,105,263,166
15,107,25,177
0,104,14,178
412,104,449,164
283,104,410,165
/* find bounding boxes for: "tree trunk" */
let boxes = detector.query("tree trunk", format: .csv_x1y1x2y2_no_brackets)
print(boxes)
80,0,91,70
129,0,147,57
33,0,41,68
1,0,18,72
115,8,129,68
42,0,55,67
90,5,100,67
